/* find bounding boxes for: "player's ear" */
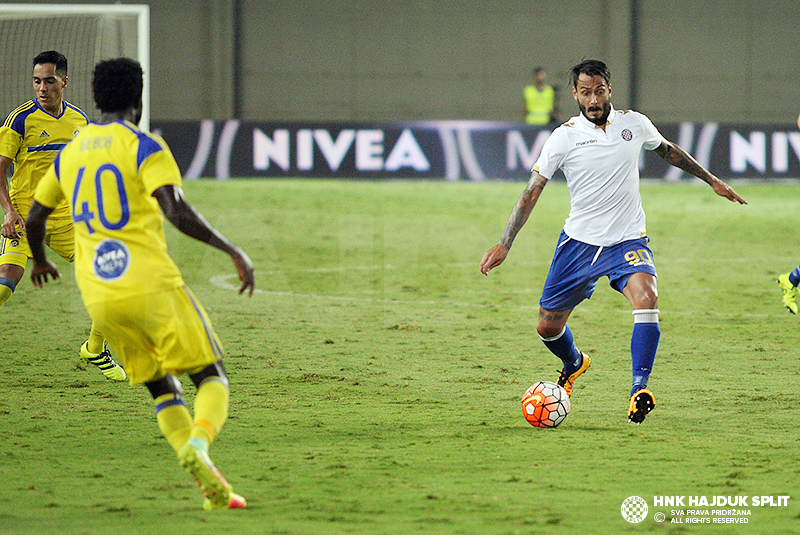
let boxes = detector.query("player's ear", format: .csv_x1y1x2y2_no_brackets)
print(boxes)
62,75,68,88
572,85,578,102
132,97,143,125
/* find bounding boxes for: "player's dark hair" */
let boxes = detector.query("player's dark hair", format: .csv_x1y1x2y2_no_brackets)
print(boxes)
92,57,143,113
33,50,68,76
569,59,610,88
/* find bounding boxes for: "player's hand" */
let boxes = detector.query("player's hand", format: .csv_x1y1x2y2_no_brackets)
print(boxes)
480,243,509,275
711,178,747,205
2,210,24,240
29,260,60,288
231,248,255,296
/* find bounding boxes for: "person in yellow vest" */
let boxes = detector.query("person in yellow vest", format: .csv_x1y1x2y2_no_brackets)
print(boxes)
523,67,557,125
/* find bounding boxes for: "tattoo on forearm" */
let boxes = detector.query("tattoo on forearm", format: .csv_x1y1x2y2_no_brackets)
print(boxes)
661,143,712,184
500,176,546,248
500,207,526,247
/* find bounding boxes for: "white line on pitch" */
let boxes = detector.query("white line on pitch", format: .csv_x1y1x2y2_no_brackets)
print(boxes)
208,273,778,317
209,274,502,309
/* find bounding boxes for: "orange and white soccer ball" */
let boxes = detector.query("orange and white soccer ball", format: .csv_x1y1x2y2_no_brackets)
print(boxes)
521,381,570,428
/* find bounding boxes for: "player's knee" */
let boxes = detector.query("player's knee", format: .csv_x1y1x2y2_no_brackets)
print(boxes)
0,263,25,284
634,290,658,310
537,307,571,339
144,373,183,399
189,361,229,389
624,274,658,308
537,323,563,340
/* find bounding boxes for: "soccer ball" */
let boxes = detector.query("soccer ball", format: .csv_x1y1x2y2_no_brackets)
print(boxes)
521,381,570,428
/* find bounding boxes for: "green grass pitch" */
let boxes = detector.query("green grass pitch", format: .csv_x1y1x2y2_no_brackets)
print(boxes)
0,178,798,535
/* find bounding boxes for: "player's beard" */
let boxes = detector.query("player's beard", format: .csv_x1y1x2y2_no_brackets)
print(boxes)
580,102,611,126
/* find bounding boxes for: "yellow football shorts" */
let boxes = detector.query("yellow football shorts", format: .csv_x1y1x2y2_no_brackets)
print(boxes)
84,285,225,385
0,200,74,268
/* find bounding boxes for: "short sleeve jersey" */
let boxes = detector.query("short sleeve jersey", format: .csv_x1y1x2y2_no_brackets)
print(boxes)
533,106,666,246
0,99,88,216
35,120,185,306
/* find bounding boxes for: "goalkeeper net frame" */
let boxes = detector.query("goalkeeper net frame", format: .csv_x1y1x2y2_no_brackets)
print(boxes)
0,4,150,131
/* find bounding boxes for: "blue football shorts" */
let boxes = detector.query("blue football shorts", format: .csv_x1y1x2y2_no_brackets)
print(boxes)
539,230,657,311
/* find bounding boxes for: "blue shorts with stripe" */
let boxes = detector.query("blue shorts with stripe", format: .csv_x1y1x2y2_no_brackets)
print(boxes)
539,230,657,311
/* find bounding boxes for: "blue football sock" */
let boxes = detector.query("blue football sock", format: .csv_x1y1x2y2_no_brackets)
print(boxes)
540,325,582,374
789,265,800,287
0,277,16,309
631,309,660,397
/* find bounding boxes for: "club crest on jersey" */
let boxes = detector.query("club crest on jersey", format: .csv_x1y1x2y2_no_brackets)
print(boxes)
621,129,633,141
93,239,130,281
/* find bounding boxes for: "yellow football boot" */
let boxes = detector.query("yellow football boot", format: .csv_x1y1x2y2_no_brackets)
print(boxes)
628,389,655,424
203,491,247,510
777,273,798,314
178,438,233,510
556,352,591,396
80,341,127,381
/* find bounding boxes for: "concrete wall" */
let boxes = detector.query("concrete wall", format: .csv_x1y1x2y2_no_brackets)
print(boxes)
245,0,635,122
21,0,800,125
636,1,800,124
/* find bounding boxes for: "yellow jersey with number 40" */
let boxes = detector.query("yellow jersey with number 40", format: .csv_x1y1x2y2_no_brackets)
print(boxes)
35,120,184,307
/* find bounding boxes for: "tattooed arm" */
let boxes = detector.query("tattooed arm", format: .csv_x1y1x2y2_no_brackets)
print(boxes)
480,171,548,275
654,141,747,204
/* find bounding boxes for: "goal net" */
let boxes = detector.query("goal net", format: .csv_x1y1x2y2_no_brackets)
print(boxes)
0,4,150,131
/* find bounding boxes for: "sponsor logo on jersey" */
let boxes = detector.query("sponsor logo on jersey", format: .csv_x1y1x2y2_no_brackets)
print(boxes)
40,130,50,138
575,139,598,147
93,239,131,282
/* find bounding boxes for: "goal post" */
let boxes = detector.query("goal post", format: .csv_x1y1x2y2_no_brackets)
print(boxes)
0,4,150,131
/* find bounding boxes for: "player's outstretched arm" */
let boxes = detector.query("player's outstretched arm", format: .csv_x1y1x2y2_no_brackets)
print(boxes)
153,185,255,296
0,155,25,240
654,141,747,204
480,171,548,275
25,200,61,288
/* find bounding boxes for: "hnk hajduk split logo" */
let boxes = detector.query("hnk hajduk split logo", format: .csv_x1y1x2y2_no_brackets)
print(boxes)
621,495,792,525
621,496,648,523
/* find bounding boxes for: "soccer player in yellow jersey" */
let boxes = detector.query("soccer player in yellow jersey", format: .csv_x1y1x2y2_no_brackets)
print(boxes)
0,50,126,381
26,58,255,510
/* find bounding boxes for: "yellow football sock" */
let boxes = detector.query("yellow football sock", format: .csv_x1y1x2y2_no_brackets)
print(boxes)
0,277,16,309
86,322,105,354
154,393,193,452
191,379,229,445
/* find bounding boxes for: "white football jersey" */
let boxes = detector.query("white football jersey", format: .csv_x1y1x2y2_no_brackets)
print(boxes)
533,105,666,246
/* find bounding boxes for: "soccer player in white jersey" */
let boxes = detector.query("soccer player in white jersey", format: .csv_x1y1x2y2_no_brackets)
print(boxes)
480,59,746,424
